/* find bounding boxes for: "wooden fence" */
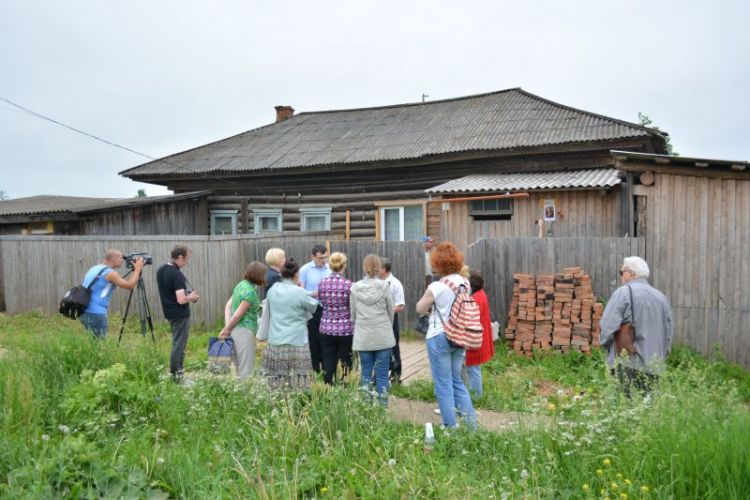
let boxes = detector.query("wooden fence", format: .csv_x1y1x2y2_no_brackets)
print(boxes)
1,233,747,367
465,237,646,333
0,233,424,329
464,236,748,367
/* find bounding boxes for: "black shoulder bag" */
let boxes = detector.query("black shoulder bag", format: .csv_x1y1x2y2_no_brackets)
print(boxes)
59,267,110,320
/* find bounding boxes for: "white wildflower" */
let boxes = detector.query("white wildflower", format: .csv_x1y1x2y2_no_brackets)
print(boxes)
41,434,50,441
388,459,397,466
157,458,165,465
557,389,565,397
58,425,70,434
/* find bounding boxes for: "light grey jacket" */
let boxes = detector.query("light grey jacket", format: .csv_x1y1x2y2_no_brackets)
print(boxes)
266,279,319,347
599,278,673,374
350,277,395,352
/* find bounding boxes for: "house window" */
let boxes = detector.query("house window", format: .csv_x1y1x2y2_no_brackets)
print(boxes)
211,210,237,236
380,205,423,241
253,209,282,234
300,207,331,232
22,221,54,235
469,198,514,221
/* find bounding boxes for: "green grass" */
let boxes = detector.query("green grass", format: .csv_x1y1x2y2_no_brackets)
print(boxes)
1,313,749,498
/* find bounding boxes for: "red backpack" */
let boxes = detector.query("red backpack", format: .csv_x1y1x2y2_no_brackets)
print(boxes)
436,277,484,350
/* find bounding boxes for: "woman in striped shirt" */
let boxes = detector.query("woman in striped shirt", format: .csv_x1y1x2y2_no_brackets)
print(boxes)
317,252,354,385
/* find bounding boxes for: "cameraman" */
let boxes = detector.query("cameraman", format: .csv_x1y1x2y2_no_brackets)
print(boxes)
79,249,145,339
157,245,200,383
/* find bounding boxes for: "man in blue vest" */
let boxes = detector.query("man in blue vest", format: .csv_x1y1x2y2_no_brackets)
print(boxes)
79,249,145,339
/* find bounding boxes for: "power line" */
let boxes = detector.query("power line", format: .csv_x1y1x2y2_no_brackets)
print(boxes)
0,96,240,186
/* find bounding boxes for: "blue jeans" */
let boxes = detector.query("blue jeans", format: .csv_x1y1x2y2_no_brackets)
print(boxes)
359,348,392,405
427,333,477,429
466,364,483,399
79,313,108,339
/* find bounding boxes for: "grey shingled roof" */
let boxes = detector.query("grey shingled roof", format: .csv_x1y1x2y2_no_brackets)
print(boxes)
72,191,212,213
0,195,117,216
426,169,622,194
0,192,211,217
120,88,666,179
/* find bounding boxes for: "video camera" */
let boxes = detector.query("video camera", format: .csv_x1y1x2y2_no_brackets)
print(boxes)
124,252,153,268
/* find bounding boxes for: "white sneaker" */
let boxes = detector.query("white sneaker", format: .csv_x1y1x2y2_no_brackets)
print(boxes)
433,408,441,415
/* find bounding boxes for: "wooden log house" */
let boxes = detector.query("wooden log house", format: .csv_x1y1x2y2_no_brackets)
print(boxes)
119,89,668,245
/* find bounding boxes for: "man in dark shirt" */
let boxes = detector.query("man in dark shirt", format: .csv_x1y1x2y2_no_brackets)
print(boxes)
157,245,200,382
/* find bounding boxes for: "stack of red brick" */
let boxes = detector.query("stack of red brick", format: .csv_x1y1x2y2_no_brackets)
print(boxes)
505,267,605,357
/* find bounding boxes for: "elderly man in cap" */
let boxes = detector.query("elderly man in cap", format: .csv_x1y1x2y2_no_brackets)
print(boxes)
599,256,673,396
422,235,435,288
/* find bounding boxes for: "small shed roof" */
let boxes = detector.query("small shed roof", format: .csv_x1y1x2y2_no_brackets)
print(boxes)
0,192,211,217
0,195,116,216
72,191,212,213
611,150,749,171
426,169,622,194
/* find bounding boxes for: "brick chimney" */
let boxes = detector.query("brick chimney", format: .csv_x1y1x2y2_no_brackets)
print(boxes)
274,105,295,123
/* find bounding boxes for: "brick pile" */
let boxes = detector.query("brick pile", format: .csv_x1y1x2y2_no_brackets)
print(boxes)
505,267,605,357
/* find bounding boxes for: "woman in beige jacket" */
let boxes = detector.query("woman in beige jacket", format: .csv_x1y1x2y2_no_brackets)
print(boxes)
350,254,395,405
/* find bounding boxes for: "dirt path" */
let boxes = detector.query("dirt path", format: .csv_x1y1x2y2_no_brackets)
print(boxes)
393,341,549,432
388,395,550,432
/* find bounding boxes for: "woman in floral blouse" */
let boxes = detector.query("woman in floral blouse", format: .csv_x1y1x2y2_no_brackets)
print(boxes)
317,252,354,385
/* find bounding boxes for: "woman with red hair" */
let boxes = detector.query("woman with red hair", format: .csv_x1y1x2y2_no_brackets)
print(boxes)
416,242,477,429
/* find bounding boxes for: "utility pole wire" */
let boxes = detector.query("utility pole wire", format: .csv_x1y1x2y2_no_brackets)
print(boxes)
0,96,239,186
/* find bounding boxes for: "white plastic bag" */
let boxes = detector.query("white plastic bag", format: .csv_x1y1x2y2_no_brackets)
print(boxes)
256,299,270,341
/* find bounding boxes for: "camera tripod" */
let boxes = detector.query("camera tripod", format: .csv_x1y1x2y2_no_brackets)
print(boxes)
117,269,155,344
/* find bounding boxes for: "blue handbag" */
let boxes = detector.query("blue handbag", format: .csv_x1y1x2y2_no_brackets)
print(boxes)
208,336,234,374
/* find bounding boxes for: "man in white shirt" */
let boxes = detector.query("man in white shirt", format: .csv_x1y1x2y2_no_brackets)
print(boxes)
379,258,405,383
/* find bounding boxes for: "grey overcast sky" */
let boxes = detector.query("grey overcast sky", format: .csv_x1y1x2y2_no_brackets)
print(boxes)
1,0,748,199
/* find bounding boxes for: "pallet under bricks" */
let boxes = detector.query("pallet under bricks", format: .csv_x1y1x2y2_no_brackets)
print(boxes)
505,267,605,357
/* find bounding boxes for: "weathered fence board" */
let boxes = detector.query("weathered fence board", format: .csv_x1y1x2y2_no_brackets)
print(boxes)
465,237,649,342
0,234,425,329
1,232,748,367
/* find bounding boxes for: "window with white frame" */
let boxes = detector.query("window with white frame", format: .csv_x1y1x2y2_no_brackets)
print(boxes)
380,205,423,241
300,207,331,232
210,210,237,236
253,209,282,234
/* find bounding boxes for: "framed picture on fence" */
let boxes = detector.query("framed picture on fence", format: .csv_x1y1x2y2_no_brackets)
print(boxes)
543,199,556,222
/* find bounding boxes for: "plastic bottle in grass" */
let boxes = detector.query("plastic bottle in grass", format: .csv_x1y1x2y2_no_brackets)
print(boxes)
424,422,435,451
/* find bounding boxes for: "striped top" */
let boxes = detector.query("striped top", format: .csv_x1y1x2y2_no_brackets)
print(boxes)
317,273,354,336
